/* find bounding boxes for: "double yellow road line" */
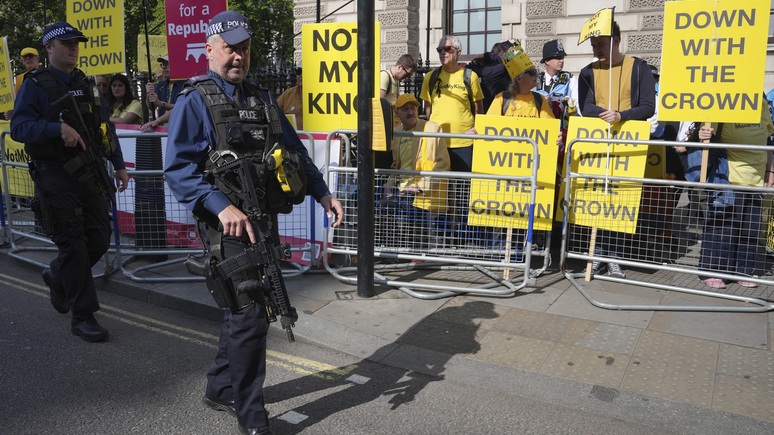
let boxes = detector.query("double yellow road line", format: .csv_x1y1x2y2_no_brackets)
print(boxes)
1,272,356,379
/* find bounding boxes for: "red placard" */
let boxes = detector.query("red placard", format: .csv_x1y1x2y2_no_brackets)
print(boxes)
164,0,228,80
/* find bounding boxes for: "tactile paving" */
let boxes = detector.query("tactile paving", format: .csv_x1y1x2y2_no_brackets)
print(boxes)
490,307,572,342
713,343,774,422
426,297,508,331
468,329,555,372
712,373,774,422
539,342,630,389
621,330,718,408
572,322,642,356
398,317,487,355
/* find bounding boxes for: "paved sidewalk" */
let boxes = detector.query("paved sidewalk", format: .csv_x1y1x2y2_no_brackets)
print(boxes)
97,256,774,426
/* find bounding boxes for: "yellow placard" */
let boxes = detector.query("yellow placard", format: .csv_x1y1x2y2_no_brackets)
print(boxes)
301,22,380,132
0,37,14,112
68,0,125,75
0,121,34,197
643,145,665,179
560,117,651,234
469,115,560,230
578,7,615,45
136,35,168,74
659,0,770,123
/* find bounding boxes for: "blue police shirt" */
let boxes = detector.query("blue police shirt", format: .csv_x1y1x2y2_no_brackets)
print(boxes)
164,70,331,218
10,66,126,170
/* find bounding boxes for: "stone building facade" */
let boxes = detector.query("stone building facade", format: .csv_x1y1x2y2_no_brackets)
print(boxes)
293,0,774,90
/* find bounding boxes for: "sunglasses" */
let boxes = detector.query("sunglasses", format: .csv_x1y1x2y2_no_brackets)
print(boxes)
436,46,456,54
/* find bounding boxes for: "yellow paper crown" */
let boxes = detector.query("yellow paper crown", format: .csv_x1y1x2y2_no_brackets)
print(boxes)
502,40,535,79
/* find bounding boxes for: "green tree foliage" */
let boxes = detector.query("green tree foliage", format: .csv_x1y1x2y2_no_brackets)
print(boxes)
0,0,66,73
0,0,294,77
230,0,296,70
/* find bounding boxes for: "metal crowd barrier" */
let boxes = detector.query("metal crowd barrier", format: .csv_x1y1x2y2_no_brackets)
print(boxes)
560,138,774,312
112,130,318,283
322,129,550,299
1,130,115,277
0,129,320,284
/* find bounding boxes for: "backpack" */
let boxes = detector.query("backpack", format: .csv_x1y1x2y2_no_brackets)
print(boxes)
429,67,475,114
500,90,543,116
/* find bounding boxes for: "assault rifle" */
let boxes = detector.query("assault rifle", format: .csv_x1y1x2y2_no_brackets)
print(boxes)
209,154,299,342
53,93,116,201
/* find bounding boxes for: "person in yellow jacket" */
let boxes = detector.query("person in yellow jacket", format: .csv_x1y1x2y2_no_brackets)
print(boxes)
383,94,451,249
385,94,450,212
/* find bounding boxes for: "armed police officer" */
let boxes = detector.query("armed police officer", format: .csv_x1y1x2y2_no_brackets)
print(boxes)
10,22,129,343
164,11,343,435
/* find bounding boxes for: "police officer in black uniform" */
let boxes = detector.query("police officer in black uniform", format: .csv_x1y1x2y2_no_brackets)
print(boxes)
10,22,129,343
164,11,343,435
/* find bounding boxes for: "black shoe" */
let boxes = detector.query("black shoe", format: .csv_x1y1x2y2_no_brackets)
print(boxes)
71,316,108,342
203,396,236,418
42,268,69,314
239,425,273,435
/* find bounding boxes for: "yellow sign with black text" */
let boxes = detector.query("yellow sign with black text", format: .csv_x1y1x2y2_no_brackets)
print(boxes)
301,22,380,132
67,0,125,75
0,120,33,196
136,35,168,74
659,0,769,123
562,117,651,234
0,37,14,112
470,115,560,230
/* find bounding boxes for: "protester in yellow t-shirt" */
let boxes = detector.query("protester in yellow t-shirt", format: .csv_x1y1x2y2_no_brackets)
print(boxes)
487,67,554,119
420,35,484,172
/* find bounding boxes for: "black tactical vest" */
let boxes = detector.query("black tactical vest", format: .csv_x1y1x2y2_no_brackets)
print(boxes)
26,68,102,162
190,77,306,216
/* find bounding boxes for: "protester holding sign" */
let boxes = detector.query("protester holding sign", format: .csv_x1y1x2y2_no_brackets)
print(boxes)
692,103,774,289
141,55,185,131
577,20,656,279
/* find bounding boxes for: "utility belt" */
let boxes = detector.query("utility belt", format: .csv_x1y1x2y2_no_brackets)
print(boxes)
27,160,83,237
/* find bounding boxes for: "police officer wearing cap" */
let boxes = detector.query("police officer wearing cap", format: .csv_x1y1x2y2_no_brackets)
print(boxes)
11,22,129,342
164,10,343,435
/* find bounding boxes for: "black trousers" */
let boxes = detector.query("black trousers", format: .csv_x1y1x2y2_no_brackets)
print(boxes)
205,236,270,429
38,164,111,321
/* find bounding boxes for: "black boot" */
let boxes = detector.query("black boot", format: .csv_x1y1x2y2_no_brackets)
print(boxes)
71,315,108,342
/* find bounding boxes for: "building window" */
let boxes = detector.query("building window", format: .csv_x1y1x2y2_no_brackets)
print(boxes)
769,6,774,47
449,0,502,57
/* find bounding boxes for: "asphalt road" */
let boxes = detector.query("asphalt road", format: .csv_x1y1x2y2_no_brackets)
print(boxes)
0,254,770,434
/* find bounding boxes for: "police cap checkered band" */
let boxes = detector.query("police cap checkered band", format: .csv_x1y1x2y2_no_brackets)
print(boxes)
206,11,252,44
42,22,88,45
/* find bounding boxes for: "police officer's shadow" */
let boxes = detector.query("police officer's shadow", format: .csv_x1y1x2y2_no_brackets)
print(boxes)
264,300,499,434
